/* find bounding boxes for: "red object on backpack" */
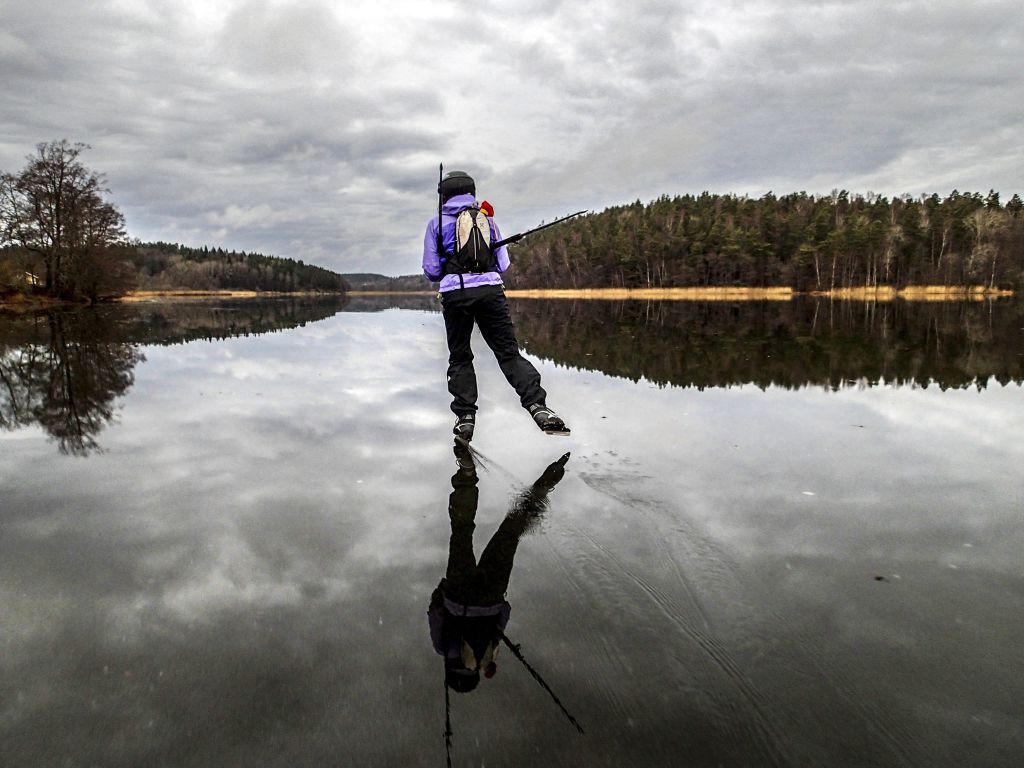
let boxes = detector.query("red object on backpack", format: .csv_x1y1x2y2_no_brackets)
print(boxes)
480,200,494,217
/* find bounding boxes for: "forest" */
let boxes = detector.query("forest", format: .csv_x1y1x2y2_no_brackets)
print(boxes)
503,191,1024,291
129,242,349,293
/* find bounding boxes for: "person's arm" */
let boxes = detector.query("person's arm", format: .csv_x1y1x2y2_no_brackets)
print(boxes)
423,220,444,281
489,218,510,272
428,580,447,654
428,608,446,654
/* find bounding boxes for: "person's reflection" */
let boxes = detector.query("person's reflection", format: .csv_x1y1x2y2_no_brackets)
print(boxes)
428,440,569,694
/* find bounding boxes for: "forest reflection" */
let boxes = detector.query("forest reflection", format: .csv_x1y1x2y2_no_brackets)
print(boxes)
509,298,1024,391
4,295,1021,454
0,297,347,454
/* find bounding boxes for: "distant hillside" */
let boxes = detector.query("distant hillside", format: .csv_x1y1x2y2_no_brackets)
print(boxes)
343,273,432,291
131,242,350,293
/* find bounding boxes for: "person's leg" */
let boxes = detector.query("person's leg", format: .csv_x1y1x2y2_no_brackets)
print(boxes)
475,513,530,604
474,290,547,409
442,293,479,416
476,457,567,602
445,469,480,604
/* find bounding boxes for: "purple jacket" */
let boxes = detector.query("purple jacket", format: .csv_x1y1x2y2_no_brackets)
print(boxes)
423,193,511,292
428,597,511,660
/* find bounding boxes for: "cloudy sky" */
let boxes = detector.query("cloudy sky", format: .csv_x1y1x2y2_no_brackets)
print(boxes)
2,0,1022,275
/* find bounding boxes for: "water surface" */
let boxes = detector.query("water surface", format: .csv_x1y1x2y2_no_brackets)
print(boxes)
2,297,1022,767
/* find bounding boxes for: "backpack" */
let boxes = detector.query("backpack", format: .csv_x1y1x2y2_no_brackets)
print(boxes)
444,206,497,275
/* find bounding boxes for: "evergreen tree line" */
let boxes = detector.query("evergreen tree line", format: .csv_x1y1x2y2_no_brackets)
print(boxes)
503,191,1024,291
130,242,349,293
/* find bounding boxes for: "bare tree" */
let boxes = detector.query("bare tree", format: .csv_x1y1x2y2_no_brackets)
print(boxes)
1,141,130,299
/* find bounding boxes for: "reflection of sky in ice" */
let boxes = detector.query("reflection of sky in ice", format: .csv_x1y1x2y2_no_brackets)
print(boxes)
2,307,1023,767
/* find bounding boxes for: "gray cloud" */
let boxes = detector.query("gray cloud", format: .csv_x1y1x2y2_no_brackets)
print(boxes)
1,0,1021,275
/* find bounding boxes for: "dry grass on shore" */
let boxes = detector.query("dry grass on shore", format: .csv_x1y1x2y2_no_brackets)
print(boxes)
505,285,1014,301
1,290,270,311
807,285,1014,301
2,285,1015,311
119,290,268,301
116,290,340,302
0,293,76,313
346,290,437,296
505,287,795,301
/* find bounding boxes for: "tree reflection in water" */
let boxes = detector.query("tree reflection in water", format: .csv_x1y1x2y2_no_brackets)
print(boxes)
510,297,1024,391
0,296,348,454
1,313,141,455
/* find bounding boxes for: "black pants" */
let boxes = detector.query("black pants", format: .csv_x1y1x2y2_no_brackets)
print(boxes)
444,469,530,606
441,285,546,416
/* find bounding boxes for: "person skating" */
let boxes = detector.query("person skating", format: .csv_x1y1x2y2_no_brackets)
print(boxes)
423,169,569,442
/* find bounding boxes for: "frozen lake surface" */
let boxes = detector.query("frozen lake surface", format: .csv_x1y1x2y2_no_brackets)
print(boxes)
2,296,1022,767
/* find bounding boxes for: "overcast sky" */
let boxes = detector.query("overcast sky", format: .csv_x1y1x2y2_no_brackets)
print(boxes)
2,0,1021,275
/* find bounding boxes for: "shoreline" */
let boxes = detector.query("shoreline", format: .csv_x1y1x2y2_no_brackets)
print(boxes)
1,289,345,313
346,290,436,296
505,287,794,301
2,285,1015,312
0,294,81,313
807,285,1014,301
115,289,346,302
504,285,1015,301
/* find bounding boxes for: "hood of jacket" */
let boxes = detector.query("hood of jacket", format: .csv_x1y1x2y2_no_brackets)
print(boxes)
441,193,477,216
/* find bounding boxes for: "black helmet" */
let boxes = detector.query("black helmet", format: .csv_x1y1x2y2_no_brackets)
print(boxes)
438,170,475,202
445,666,480,693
